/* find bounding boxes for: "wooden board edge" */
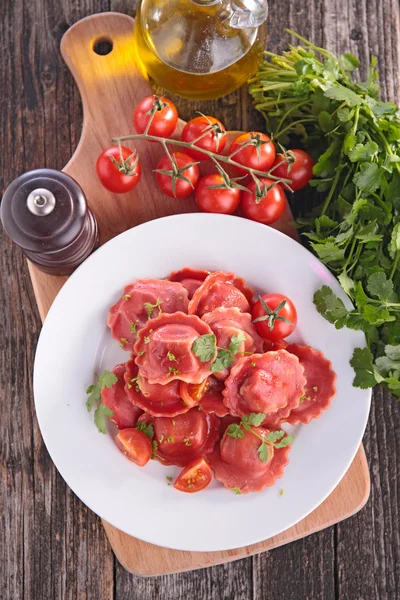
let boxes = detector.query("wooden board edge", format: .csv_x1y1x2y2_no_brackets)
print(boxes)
102,445,370,576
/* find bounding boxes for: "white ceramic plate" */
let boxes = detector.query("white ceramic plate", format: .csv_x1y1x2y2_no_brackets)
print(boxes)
34,214,371,552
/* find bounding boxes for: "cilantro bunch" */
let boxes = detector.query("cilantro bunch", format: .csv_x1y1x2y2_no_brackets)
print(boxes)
250,31,400,395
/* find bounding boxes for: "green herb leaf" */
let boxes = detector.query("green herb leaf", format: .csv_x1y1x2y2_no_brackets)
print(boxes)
192,334,216,362
258,442,270,463
232,487,242,495
98,370,118,389
354,163,384,193
324,84,363,106
350,347,383,388
313,286,349,324
229,331,247,355
242,413,266,427
94,403,114,434
341,53,360,71
274,435,294,448
264,430,285,443
226,424,244,438
211,349,233,373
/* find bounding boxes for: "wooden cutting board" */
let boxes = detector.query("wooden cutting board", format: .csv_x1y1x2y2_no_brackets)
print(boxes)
27,12,370,576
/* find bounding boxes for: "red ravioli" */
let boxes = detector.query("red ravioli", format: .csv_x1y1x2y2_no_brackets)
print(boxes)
134,312,216,385
223,351,306,428
218,414,241,436
285,344,337,425
101,364,143,429
199,377,229,417
208,426,291,493
202,308,264,380
124,359,189,417
168,268,210,299
188,272,254,317
150,409,220,467
108,279,189,351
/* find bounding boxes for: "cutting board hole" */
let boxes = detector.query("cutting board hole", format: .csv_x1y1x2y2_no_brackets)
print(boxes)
93,37,113,56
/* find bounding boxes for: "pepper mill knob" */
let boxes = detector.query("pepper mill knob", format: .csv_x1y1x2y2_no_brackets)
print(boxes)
1,169,99,275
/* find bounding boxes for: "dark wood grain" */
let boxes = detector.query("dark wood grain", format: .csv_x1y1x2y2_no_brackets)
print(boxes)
1,0,400,599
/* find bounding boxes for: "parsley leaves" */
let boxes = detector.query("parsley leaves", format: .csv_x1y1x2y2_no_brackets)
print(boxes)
192,334,216,362
85,370,118,434
193,332,246,373
226,413,294,464
250,31,400,396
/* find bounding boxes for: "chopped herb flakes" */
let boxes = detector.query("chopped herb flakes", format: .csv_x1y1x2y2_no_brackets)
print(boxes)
184,437,192,446
122,294,131,301
280,489,284,496
129,322,138,338
167,351,177,362
166,436,175,443
144,298,163,319
144,336,151,344
168,366,180,376
232,487,242,495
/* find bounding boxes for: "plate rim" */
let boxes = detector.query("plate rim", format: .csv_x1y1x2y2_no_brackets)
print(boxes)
33,213,371,551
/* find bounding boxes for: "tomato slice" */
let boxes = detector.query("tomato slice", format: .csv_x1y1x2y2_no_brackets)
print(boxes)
180,379,210,407
115,428,152,467
174,457,212,493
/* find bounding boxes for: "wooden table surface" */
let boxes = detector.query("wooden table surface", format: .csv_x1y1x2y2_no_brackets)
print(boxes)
1,1,400,598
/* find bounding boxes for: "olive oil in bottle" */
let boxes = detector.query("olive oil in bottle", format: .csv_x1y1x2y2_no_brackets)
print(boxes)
134,0,268,100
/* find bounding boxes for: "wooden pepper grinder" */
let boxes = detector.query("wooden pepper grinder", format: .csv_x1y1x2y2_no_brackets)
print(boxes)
1,169,99,275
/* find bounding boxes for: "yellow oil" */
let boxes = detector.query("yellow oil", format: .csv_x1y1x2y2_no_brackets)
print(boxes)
134,0,267,100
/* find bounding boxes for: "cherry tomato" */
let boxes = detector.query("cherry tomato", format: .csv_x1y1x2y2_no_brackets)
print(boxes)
174,457,212,493
195,174,241,214
133,96,178,138
155,152,200,198
115,428,152,466
241,178,286,225
181,116,227,161
252,293,297,341
272,149,314,191
96,146,141,194
180,379,210,408
229,132,276,175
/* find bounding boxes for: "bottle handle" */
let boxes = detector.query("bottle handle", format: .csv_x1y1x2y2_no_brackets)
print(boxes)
227,0,268,28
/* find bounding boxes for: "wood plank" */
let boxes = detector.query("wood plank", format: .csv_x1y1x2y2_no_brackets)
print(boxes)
103,447,369,576
319,1,400,599
0,1,114,599
1,0,398,597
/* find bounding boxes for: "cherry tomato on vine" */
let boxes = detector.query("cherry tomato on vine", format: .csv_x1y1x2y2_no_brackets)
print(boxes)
155,152,200,198
133,95,178,138
96,146,142,194
229,132,276,175
195,174,241,214
252,293,297,341
241,178,286,225
181,116,227,161
115,428,152,467
272,149,314,191
174,457,212,493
